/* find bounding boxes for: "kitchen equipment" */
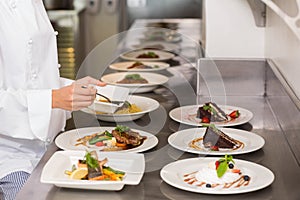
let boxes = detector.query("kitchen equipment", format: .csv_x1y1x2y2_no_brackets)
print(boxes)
43,0,74,10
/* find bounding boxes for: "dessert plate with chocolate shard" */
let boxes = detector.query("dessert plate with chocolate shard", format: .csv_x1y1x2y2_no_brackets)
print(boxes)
169,104,253,127
168,127,265,155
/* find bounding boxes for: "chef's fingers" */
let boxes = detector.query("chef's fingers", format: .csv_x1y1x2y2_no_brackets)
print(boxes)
76,76,106,87
73,83,97,96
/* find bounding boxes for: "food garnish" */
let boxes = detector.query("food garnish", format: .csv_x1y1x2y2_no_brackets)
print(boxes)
136,51,159,58
228,110,240,119
216,154,235,178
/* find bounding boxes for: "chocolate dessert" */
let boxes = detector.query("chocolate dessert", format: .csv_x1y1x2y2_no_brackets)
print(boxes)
197,102,228,122
203,126,239,149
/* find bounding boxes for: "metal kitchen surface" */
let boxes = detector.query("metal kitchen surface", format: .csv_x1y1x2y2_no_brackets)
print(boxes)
16,20,300,200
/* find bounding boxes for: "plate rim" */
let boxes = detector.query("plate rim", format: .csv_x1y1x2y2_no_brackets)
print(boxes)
169,104,253,127
160,157,275,194
55,126,159,153
168,127,265,155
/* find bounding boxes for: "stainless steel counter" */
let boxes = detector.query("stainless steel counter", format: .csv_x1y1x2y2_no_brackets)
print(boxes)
16,19,300,199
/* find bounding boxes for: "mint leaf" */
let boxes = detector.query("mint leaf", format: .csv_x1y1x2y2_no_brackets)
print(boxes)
217,161,228,178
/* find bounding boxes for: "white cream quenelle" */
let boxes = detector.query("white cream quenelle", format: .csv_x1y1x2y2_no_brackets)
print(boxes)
0,0,72,179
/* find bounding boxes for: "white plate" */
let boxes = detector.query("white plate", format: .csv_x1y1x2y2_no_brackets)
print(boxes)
120,49,175,62
160,157,274,194
168,127,265,155
169,105,253,127
81,95,159,122
109,61,170,72
55,126,158,153
41,151,145,191
101,72,169,94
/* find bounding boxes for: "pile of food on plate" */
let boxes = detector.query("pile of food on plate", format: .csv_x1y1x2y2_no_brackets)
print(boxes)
65,150,125,181
94,101,142,115
136,51,159,58
189,124,244,151
127,61,159,69
75,125,147,151
183,155,250,188
117,74,148,84
197,102,240,123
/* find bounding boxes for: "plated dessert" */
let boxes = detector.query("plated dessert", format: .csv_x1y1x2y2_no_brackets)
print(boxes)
168,127,265,155
160,156,275,194
169,104,253,127
189,125,244,152
183,155,250,189
197,102,240,123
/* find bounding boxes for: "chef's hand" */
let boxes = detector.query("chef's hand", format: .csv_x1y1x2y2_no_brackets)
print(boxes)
52,76,106,111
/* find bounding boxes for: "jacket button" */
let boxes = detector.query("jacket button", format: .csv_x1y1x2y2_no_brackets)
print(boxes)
28,39,33,45
31,73,37,80
11,1,17,8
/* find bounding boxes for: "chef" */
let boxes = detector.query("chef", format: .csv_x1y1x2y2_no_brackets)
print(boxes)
0,1,105,199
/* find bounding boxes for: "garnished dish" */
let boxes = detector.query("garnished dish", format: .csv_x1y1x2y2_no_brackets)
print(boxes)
75,125,147,151
169,104,253,127
101,72,169,94
189,125,244,151
183,155,249,189
197,102,240,123
136,51,159,59
120,49,175,61
65,151,125,181
109,61,170,72
116,74,149,84
168,127,265,155
41,151,145,190
127,61,159,70
160,156,275,194
55,126,158,153
81,96,160,122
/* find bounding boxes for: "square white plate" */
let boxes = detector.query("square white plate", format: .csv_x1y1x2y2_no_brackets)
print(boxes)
40,151,145,190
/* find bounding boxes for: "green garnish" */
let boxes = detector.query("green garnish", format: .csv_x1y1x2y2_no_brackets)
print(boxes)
146,52,157,58
115,125,130,133
85,151,99,169
217,154,235,178
125,74,143,80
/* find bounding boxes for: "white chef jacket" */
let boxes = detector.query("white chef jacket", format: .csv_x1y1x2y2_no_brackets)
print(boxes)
0,0,72,179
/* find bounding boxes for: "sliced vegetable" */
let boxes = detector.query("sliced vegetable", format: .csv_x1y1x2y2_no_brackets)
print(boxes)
88,135,111,145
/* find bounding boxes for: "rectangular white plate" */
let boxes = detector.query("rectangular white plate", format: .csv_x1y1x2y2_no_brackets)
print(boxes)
40,151,145,190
